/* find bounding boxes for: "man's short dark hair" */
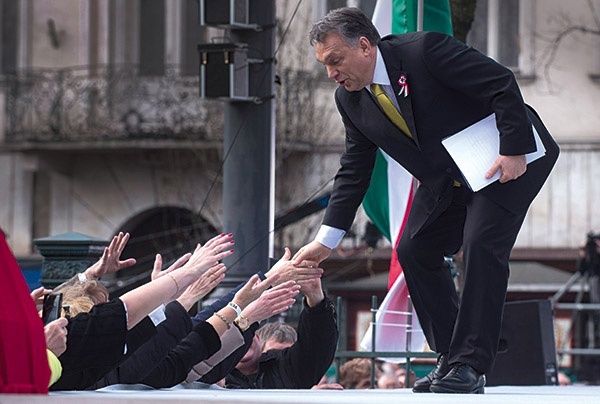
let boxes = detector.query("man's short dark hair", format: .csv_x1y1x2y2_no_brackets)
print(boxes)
309,7,381,48
257,322,297,351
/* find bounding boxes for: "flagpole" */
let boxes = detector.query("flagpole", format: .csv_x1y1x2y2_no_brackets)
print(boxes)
417,0,424,31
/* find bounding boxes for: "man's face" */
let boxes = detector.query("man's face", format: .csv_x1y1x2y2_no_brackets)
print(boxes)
262,339,293,353
236,335,262,373
315,33,376,92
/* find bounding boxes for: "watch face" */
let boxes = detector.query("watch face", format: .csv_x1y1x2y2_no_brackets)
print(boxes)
236,316,249,329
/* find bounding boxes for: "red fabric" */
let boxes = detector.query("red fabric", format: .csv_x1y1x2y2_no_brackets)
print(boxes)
387,181,415,289
0,230,50,394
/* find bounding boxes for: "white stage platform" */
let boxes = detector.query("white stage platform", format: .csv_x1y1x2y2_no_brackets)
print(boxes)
1,385,600,404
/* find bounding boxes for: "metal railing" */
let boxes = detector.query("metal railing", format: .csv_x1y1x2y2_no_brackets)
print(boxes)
334,295,437,389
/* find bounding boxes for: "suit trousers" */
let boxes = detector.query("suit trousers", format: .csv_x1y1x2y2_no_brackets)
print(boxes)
397,185,526,374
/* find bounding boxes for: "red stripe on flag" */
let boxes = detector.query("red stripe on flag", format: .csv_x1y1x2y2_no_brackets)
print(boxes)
387,180,414,289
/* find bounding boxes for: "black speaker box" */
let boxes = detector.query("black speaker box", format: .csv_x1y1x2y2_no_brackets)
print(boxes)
486,299,558,386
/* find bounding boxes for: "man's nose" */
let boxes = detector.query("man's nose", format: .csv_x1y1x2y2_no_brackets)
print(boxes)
326,66,338,80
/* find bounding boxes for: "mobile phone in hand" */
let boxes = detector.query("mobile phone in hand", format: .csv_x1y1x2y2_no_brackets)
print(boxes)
42,293,63,325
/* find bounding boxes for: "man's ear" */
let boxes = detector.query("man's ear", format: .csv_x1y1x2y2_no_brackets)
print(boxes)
359,36,372,53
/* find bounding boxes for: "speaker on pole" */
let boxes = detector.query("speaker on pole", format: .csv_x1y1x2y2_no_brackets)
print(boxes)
486,299,559,386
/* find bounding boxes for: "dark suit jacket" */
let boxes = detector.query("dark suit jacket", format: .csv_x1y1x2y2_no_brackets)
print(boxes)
323,31,559,237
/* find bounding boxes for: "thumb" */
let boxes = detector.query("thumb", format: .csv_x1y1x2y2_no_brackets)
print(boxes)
485,160,501,179
282,247,291,260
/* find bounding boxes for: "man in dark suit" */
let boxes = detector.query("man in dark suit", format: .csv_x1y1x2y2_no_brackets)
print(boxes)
292,7,559,394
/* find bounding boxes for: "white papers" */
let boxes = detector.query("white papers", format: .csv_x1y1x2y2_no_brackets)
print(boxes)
441,114,546,192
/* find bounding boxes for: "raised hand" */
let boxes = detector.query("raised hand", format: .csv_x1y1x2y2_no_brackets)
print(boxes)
292,240,332,266
241,280,301,324
298,276,325,308
231,274,275,310
177,264,227,311
85,232,137,280
266,247,323,286
181,234,235,279
151,252,192,281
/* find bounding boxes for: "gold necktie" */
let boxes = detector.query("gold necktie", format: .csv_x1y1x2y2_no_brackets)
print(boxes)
370,83,412,139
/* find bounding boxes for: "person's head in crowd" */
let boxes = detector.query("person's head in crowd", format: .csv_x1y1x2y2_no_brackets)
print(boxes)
377,372,401,389
61,280,109,306
62,295,95,317
235,334,264,375
339,358,380,389
396,366,416,388
256,322,297,352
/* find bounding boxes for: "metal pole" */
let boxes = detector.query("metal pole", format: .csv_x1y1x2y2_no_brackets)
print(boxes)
221,0,275,289
370,295,377,389
417,0,424,31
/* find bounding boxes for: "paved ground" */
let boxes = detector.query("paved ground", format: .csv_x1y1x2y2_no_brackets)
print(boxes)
1,385,599,404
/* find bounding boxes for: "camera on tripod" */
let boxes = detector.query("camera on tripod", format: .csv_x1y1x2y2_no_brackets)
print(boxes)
578,231,600,276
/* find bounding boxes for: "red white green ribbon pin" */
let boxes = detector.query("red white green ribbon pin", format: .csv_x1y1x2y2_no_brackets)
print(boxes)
398,74,409,97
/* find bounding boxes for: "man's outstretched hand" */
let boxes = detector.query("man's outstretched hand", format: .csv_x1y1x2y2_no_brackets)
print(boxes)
292,240,331,266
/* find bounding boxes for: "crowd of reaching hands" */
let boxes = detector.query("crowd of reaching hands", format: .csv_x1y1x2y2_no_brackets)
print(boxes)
21,231,341,391
2,229,428,393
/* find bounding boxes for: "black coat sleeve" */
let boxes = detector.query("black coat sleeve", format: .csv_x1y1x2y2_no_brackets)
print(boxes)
140,321,222,388
200,321,260,384
88,301,192,389
278,294,338,388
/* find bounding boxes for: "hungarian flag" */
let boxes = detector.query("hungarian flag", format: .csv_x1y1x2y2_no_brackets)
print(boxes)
360,0,453,361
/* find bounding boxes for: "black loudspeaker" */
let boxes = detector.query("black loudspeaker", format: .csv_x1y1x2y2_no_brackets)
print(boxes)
486,299,558,386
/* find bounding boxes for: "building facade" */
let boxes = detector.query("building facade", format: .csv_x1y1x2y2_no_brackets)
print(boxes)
1,0,599,274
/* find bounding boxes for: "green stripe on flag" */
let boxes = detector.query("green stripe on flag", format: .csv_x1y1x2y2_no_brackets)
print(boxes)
393,0,453,35
362,0,453,243
363,150,391,242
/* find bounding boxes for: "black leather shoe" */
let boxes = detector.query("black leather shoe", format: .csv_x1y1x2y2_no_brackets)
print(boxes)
430,363,485,394
412,354,449,393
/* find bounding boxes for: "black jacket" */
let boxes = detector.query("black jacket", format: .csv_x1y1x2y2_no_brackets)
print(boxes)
51,299,156,390
225,295,338,389
325,32,559,237
88,300,192,389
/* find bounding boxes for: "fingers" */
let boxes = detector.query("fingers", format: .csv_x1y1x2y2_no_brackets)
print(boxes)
119,258,137,269
30,286,51,301
167,252,192,273
291,248,304,262
117,232,130,254
485,159,501,180
52,317,69,328
151,253,163,281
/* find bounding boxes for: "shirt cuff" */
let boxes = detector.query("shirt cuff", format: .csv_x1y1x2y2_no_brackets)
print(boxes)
315,225,346,249
148,304,167,327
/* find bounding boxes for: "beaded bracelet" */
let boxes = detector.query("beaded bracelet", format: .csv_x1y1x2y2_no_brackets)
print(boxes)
214,312,231,329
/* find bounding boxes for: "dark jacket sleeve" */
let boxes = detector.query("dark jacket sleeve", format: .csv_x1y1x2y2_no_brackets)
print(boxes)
88,301,192,389
200,321,260,384
51,299,129,390
278,294,338,388
140,321,222,388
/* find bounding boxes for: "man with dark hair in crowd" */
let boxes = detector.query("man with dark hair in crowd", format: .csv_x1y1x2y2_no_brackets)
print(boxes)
224,276,337,389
